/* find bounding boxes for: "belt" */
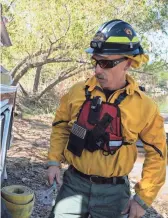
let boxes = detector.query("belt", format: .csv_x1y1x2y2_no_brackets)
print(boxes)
70,166,126,185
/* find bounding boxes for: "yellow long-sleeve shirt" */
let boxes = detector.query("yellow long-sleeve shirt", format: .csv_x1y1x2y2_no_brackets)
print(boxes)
48,74,167,206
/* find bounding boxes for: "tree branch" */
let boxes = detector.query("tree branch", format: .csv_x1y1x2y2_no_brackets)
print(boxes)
36,66,79,100
19,82,28,96
11,45,65,77
44,5,71,60
129,69,153,75
5,0,15,12
12,57,89,85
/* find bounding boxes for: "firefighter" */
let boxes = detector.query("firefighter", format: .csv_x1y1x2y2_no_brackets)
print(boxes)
47,19,167,218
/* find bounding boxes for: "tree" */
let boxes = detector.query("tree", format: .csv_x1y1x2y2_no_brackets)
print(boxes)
2,0,168,99
33,66,42,93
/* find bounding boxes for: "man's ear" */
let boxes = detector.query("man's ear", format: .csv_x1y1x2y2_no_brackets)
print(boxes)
124,59,132,71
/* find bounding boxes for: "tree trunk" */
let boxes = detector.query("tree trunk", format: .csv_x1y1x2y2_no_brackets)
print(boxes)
19,83,28,96
35,67,87,100
36,67,77,100
33,66,42,93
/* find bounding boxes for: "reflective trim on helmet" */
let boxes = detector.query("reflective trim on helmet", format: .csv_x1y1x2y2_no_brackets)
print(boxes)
98,21,109,32
106,36,139,43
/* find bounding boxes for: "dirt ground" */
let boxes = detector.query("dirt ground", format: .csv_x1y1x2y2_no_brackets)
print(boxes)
2,115,168,218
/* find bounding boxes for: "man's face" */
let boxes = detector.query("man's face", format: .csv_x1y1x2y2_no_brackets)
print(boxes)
92,54,129,90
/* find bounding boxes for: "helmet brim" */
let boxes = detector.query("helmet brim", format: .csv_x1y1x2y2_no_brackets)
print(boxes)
85,47,143,55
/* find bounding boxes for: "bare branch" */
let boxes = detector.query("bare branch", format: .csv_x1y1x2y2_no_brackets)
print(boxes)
36,66,78,100
45,41,55,60
51,26,57,42
5,0,15,12
146,62,168,72
19,82,28,96
36,65,91,100
62,4,71,36
129,69,153,75
12,65,30,85
11,56,29,77
44,5,71,59
12,57,89,85
11,45,64,77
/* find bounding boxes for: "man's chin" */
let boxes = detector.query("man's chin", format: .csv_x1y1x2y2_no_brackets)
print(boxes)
99,82,108,89
97,78,105,83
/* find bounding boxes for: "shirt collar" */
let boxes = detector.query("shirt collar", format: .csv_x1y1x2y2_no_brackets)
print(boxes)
85,74,143,98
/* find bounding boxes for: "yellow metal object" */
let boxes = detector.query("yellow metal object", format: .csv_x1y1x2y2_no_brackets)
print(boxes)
1,196,35,218
1,185,34,205
1,185,35,218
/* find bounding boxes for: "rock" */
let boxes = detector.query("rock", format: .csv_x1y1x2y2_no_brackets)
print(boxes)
22,177,28,182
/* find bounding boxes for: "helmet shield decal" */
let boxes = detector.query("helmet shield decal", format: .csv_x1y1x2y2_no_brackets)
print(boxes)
124,28,134,41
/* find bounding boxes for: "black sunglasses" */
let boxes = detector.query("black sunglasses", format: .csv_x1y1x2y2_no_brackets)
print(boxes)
91,57,128,69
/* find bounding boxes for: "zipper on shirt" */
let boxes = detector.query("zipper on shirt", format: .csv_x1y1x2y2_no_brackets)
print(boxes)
139,136,163,158
52,120,69,126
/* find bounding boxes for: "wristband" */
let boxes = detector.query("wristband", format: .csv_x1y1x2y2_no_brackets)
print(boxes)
133,194,149,210
47,161,60,168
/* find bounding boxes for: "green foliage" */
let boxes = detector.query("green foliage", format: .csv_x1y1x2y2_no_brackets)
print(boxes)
1,0,168,95
143,59,168,86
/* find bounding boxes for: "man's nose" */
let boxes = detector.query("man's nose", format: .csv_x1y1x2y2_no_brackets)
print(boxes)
94,64,103,75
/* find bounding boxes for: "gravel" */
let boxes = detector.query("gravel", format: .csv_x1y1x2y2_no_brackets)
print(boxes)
2,116,168,218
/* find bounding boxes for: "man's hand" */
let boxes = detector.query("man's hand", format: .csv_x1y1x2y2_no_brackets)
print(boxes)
121,199,146,218
47,165,62,186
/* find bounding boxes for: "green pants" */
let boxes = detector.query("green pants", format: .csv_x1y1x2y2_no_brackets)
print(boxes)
49,167,130,218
